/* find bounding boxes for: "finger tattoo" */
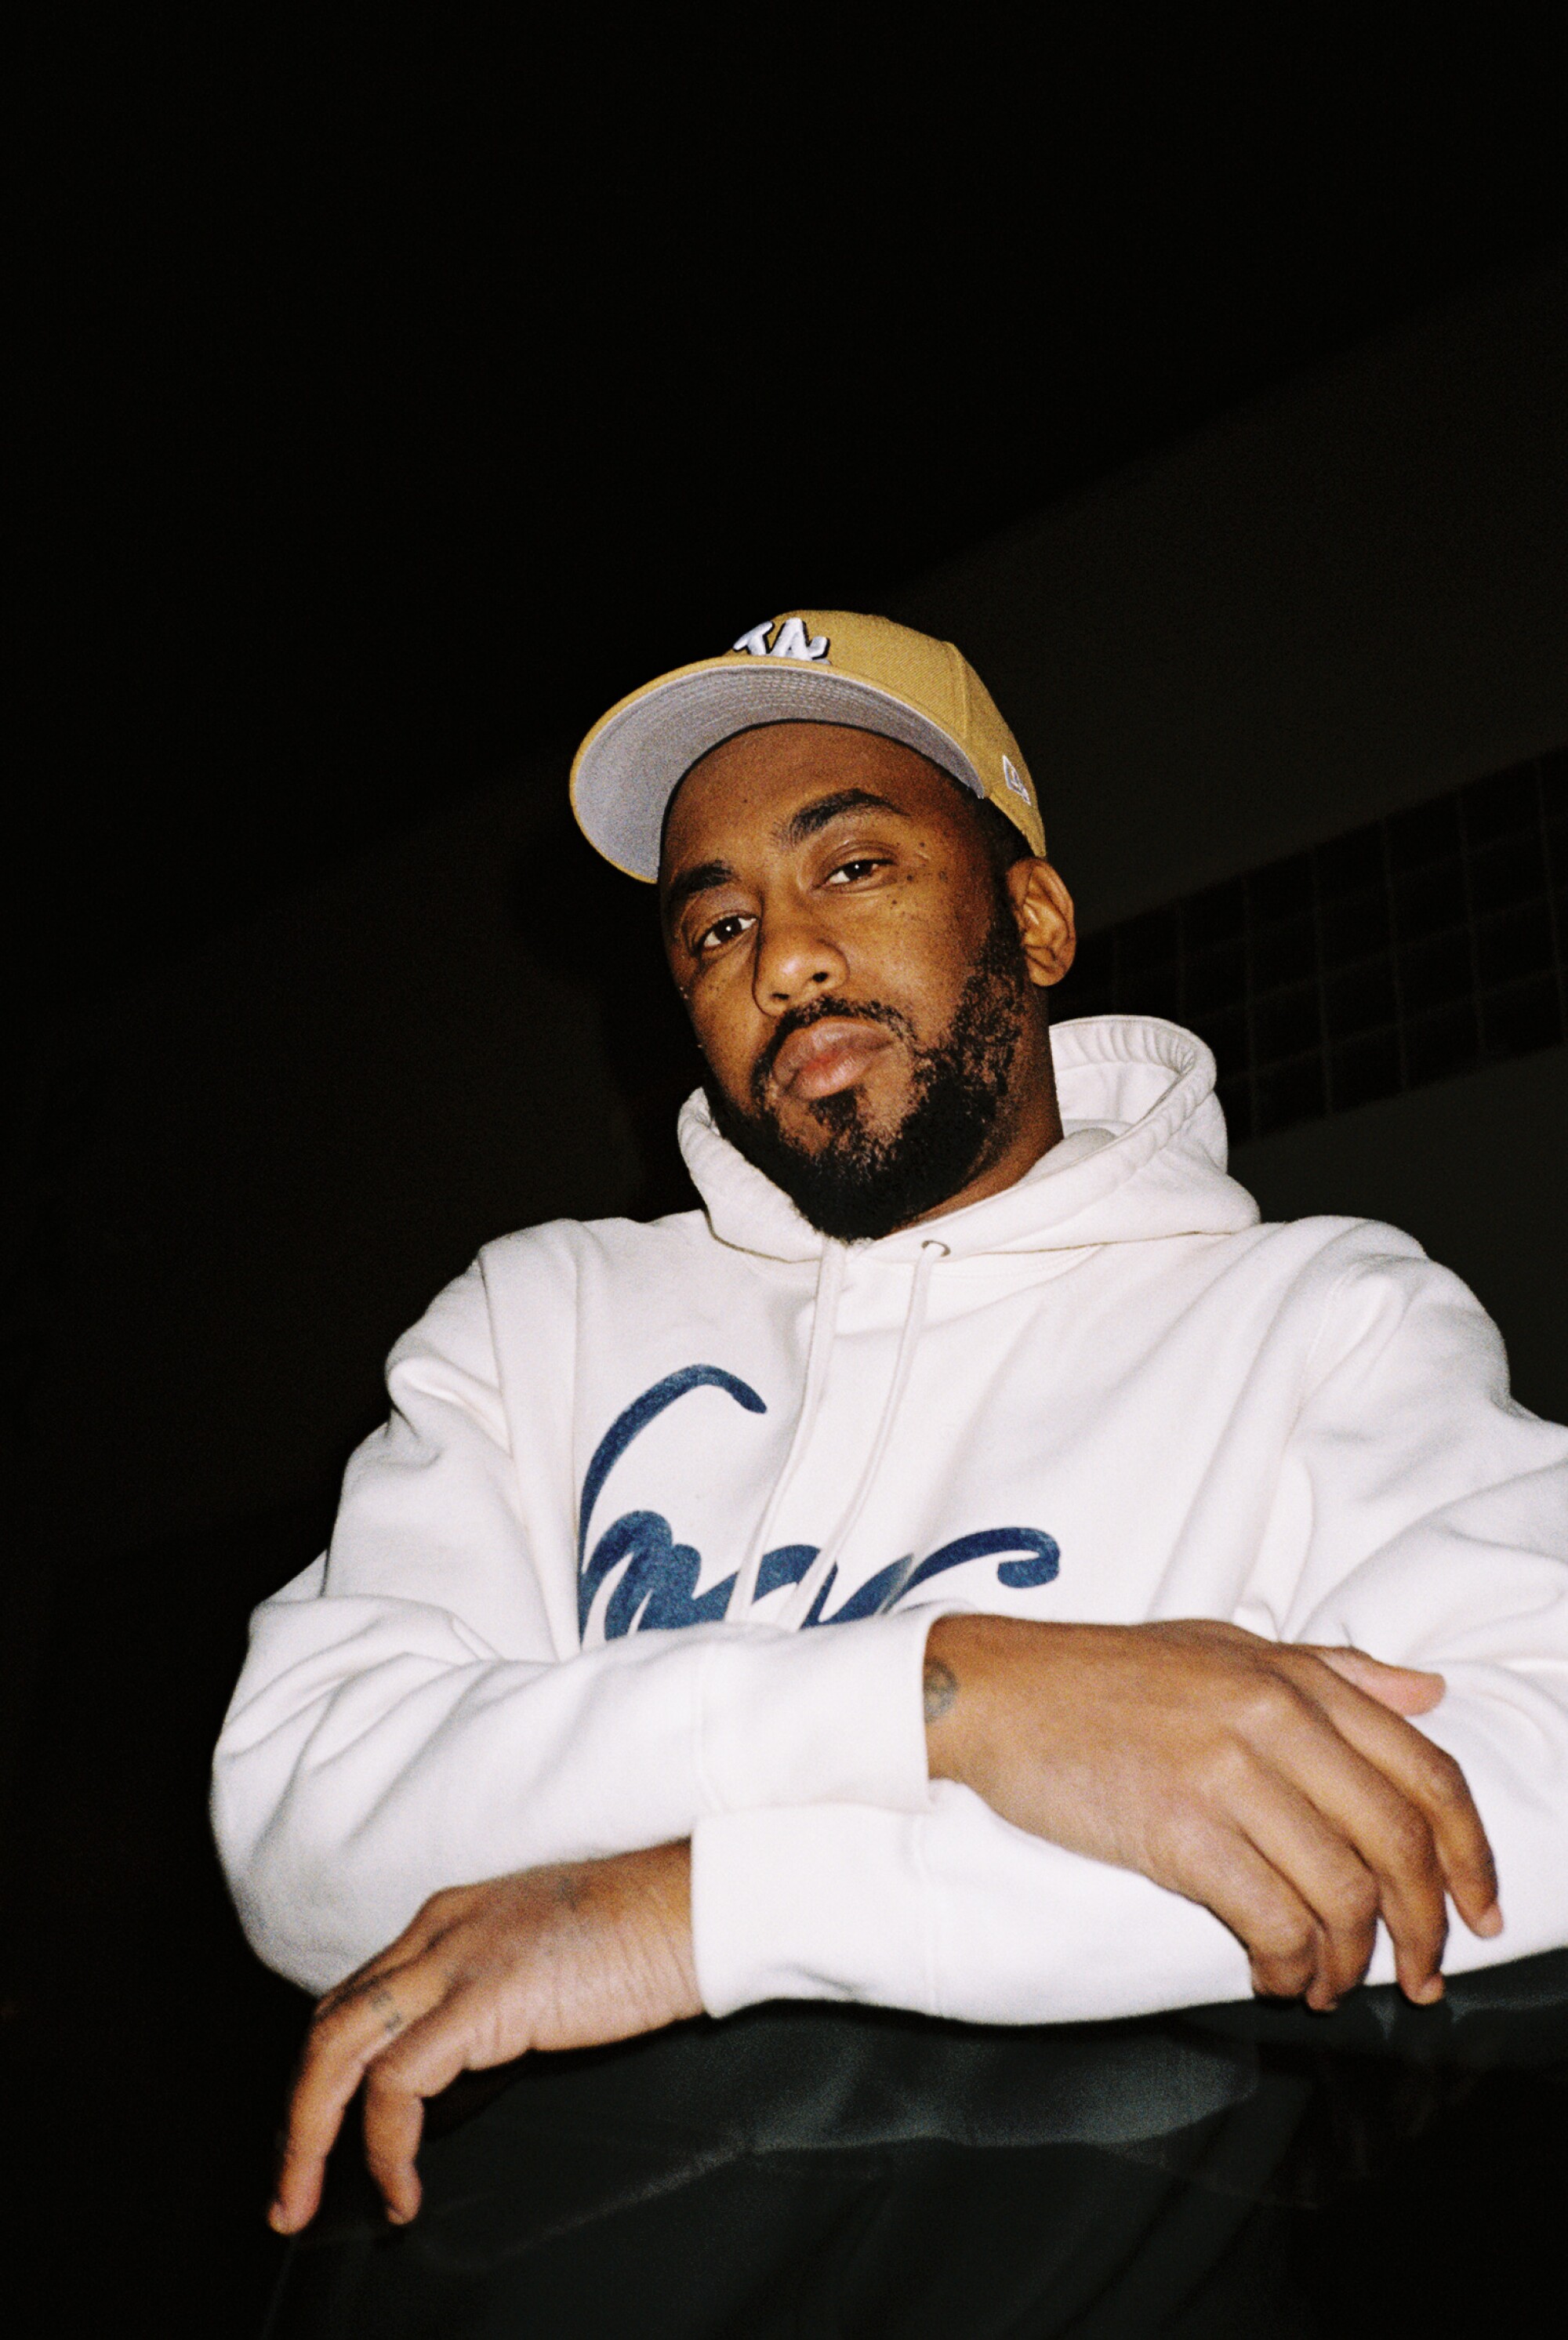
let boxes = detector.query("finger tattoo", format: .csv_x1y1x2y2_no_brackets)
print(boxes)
368,1985,405,2040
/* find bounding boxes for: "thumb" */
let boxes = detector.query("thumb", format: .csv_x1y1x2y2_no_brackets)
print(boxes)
1309,1644,1446,1715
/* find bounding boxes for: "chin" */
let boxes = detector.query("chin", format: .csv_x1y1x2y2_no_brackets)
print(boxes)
809,1061,917,1132
790,1094,900,1158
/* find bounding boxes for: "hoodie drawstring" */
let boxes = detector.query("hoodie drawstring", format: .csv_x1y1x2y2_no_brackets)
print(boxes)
774,1236,949,1631
729,1238,847,1617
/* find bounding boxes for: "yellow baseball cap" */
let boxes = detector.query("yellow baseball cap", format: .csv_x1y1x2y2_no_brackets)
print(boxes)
570,608,1045,881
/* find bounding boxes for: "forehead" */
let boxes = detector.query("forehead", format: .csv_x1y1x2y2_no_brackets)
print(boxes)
661,722,960,865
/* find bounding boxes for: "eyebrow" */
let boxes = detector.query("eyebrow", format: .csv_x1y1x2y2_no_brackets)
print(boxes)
662,858,736,916
775,789,905,847
662,790,907,920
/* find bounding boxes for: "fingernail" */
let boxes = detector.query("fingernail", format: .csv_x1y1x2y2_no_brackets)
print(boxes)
1412,1975,1445,2004
1475,1902,1504,1937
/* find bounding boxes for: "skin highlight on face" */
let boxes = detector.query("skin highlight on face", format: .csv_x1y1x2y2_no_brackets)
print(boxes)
659,723,1077,1239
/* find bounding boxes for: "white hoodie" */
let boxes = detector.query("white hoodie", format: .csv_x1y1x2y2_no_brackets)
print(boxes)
212,1017,1568,2018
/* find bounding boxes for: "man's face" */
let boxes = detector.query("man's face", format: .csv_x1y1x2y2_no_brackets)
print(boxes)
659,722,1060,1239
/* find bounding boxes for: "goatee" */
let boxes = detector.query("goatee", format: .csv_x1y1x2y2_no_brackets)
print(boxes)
706,902,1030,1242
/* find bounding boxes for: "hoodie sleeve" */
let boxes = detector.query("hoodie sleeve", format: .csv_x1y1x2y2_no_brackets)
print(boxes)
211,1259,935,1994
692,1246,1568,2026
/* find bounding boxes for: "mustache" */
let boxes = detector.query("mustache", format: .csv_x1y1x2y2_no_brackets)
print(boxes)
750,996,916,1103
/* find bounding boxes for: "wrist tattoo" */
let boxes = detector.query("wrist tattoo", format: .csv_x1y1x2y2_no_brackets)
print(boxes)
924,1656,958,1725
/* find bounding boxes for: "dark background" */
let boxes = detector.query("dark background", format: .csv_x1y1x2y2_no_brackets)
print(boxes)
10,16,1568,2331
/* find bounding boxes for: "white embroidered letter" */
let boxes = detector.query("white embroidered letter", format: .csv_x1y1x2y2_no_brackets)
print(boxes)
732,620,776,656
768,616,828,662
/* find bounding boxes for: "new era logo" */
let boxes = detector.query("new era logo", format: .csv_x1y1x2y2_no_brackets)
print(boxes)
1001,755,1031,803
732,617,829,662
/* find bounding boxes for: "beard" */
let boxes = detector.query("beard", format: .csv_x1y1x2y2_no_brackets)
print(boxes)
705,898,1031,1243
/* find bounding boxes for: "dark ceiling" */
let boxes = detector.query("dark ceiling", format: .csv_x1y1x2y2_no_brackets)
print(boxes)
19,14,1568,1011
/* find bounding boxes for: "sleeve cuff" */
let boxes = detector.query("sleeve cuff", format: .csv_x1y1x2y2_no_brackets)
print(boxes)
692,1783,1255,2027
695,1602,950,1819
691,1801,938,2017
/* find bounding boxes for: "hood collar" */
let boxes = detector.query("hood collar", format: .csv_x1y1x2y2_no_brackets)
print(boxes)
677,1016,1260,1264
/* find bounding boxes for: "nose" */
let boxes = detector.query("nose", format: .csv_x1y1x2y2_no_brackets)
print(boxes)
753,901,848,1015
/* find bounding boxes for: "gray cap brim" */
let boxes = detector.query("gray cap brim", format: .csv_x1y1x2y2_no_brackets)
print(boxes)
571,662,985,881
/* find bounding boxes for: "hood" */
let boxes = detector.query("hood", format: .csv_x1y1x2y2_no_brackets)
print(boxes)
677,1015,1261,1264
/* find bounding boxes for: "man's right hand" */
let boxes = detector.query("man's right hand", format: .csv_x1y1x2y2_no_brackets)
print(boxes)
923,1614,1502,2011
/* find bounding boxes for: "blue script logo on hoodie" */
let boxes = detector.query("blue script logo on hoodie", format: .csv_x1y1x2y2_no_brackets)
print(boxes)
577,1366,1059,1641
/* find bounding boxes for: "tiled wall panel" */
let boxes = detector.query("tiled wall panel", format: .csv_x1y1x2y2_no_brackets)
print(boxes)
1054,749,1568,1142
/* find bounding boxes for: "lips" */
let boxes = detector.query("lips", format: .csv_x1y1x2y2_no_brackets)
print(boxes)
770,1017,895,1101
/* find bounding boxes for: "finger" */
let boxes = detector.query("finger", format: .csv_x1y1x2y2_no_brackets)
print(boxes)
1298,1666,1501,1937
314,1893,460,2023
270,1964,445,2233
1195,1831,1327,2004
1245,1685,1452,2001
1232,1772,1384,2008
1308,1645,1445,1717
361,2001,486,2226
362,2073,428,2226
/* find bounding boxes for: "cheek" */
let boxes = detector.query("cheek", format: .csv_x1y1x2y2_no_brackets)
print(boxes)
684,976,757,1089
857,889,977,1023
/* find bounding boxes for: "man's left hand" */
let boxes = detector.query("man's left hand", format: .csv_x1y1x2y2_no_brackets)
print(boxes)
269,1839,700,2233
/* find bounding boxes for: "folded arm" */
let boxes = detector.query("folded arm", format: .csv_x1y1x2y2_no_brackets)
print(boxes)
212,1258,935,1992
699,1250,1568,2027
272,1610,1491,2232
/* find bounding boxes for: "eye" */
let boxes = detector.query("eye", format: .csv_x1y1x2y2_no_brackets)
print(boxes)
825,855,887,885
694,911,757,955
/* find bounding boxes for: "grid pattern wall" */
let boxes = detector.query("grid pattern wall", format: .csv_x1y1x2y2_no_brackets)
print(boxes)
1053,748,1568,1145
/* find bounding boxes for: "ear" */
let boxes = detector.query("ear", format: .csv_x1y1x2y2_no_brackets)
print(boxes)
1005,858,1076,989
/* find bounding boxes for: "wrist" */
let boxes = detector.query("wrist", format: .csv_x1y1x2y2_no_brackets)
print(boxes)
641,1838,700,2012
924,1613,1064,1798
923,1613,990,1786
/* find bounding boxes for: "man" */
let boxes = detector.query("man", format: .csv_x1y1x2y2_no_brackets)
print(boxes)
214,611,1568,2239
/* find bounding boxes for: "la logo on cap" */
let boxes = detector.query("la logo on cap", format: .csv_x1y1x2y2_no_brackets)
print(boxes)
732,617,829,662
